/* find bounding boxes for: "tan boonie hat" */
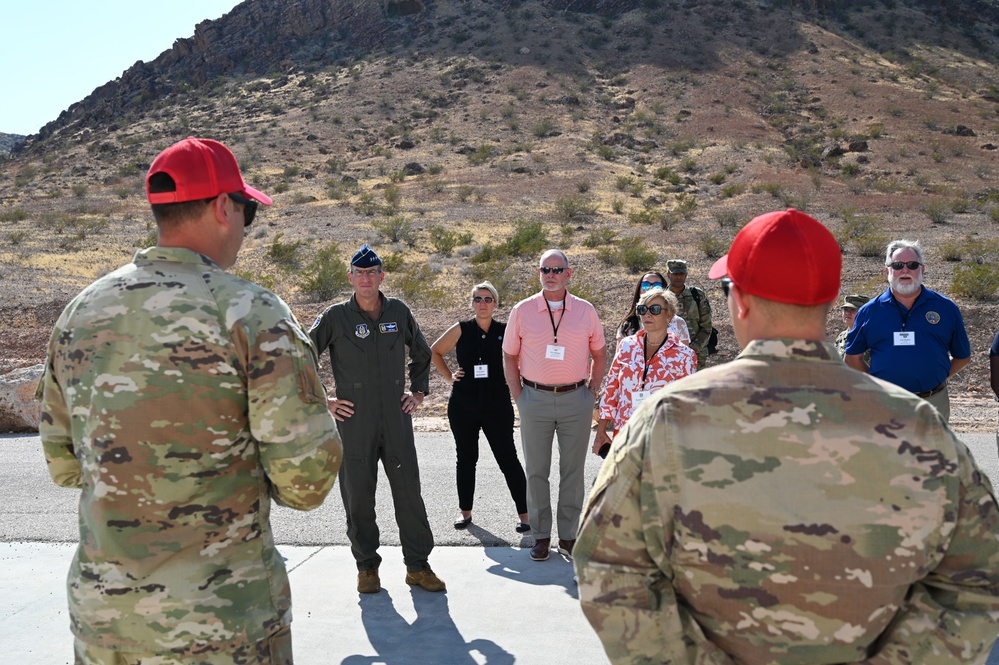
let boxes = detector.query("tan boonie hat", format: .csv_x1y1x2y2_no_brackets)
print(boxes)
666,259,688,274
841,294,870,309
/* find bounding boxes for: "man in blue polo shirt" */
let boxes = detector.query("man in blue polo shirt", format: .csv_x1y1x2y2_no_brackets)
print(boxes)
845,239,970,422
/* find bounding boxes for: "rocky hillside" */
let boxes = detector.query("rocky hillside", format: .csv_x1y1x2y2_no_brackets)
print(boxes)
0,133,25,156
2,0,999,427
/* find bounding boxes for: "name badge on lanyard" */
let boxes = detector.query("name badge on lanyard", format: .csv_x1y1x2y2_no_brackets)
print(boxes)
894,331,915,346
474,364,489,378
546,344,566,361
633,390,651,408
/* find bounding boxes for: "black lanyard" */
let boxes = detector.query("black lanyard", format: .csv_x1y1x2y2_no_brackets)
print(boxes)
545,299,565,344
890,290,921,332
642,333,669,390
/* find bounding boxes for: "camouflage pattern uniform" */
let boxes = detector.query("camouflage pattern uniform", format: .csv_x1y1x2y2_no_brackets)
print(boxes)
574,339,999,665
39,247,342,661
673,286,712,370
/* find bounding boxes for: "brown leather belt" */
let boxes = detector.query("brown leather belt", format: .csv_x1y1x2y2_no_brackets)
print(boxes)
915,382,947,399
522,378,587,393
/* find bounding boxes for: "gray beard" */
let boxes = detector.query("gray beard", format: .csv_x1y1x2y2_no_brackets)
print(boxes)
890,276,922,297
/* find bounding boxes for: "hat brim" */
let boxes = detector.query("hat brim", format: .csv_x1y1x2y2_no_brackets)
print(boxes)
708,255,728,280
242,184,272,206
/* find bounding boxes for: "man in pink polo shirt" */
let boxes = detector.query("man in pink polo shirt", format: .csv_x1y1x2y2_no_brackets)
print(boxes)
503,249,607,561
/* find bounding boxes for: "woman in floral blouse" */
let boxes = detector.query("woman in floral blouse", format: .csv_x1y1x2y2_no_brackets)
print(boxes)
595,287,697,457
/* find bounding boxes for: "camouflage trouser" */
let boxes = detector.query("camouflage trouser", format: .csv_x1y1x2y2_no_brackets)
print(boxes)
74,625,293,665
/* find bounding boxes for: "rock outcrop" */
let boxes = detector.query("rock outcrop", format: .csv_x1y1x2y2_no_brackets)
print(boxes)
0,364,44,433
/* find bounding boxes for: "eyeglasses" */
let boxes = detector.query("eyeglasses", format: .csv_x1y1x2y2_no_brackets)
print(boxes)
227,192,258,227
720,277,732,298
539,266,566,275
351,268,382,277
640,281,664,291
636,304,664,316
887,261,922,271
472,296,495,303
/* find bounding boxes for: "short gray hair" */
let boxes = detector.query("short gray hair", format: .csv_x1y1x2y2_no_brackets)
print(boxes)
470,281,499,304
885,239,923,266
637,287,678,318
539,249,569,268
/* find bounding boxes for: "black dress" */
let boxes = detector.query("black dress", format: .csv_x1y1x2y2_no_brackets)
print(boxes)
448,319,527,514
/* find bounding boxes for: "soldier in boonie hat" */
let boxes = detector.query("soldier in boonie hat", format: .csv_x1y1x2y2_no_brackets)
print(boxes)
837,294,870,359
841,294,870,310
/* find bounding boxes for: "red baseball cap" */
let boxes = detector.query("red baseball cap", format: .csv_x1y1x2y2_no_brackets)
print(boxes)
708,209,841,306
146,137,272,206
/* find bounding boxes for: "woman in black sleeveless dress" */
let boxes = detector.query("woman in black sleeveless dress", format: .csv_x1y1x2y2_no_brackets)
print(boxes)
431,281,529,533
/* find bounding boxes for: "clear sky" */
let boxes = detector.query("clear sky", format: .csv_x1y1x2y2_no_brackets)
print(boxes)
2,0,243,136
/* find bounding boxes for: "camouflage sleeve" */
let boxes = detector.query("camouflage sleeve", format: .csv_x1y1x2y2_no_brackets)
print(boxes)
37,330,82,489
240,317,342,511
693,289,712,349
864,438,999,665
573,406,735,665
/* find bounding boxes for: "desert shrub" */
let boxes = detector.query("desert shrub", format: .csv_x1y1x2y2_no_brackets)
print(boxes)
267,233,304,269
382,184,402,207
675,193,697,220
381,252,405,272
298,242,350,302
553,195,597,222
714,210,741,228
532,117,558,138
617,244,658,273
989,206,999,224
233,269,276,291
938,239,964,262
611,198,625,214
576,180,590,193
614,175,633,191
583,228,617,248
473,218,548,264
0,208,28,222
720,184,746,199
429,224,459,256
924,200,951,224
6,230,29,245
951,263,999,301
468,143,497,166
697,231,729,259
372,215,415,246
854,233,890,257
396,264,447,305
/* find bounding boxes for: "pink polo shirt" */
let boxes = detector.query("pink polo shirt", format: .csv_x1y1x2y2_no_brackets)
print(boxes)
503,291,605,385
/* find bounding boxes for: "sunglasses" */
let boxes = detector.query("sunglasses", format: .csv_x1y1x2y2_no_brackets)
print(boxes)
228,192,258,227
887,261,922,271
539,266,566,275
636,304,664,316
640,281,664,291
472,296,495,303
721,277,732,298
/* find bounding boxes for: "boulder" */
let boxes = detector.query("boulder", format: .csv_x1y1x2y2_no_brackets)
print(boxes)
0,364,44,433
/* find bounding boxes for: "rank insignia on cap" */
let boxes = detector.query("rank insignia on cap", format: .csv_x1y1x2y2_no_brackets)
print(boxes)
355,324,370,339
379,322,399,333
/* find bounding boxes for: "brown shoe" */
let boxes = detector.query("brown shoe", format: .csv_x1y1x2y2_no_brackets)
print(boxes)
530,538,551,561
406,568,447,592
557,539,575,558
357,568,381,594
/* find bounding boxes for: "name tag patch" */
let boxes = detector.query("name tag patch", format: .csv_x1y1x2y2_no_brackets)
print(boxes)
379,322,399,333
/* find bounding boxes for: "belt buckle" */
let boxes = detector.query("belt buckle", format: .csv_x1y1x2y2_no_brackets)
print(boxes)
552,384,561,394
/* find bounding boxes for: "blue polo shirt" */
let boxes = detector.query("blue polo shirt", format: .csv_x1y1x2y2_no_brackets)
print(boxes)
845,286,970,393
991,331,999,357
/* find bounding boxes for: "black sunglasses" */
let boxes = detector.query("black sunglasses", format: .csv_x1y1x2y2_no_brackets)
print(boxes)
227,192,258,227
539,266,566,275
640,281,664,291
887,260,921,271
636,304,664,316
472,296,495,303
721,277,732,298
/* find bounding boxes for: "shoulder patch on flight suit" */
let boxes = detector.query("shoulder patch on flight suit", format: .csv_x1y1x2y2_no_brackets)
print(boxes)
355,323,371,338
379,322,399,333
310,314,322,331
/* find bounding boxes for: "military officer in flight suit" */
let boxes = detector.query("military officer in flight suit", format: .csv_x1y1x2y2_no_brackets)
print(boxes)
310,244,445,594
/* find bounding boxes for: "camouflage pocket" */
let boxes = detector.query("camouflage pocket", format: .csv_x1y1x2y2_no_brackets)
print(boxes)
285,319,327,404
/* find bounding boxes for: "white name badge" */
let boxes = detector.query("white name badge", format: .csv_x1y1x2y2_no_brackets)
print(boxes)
894,331,916,346
474,364,489,378
633,390,652,408
546,344,566,361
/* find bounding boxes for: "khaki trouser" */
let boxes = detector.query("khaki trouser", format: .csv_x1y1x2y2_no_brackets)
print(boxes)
923,383,950,423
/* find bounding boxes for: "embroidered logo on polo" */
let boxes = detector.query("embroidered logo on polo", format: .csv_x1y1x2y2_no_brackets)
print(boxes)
380,322,399,333
925,311,941,325
355,324,370,339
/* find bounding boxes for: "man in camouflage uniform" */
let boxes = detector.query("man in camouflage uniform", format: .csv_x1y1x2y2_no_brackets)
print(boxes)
39,137,343,665
574,209,999,665
666,259,712,370
834,293,870,359
309,244,445,594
